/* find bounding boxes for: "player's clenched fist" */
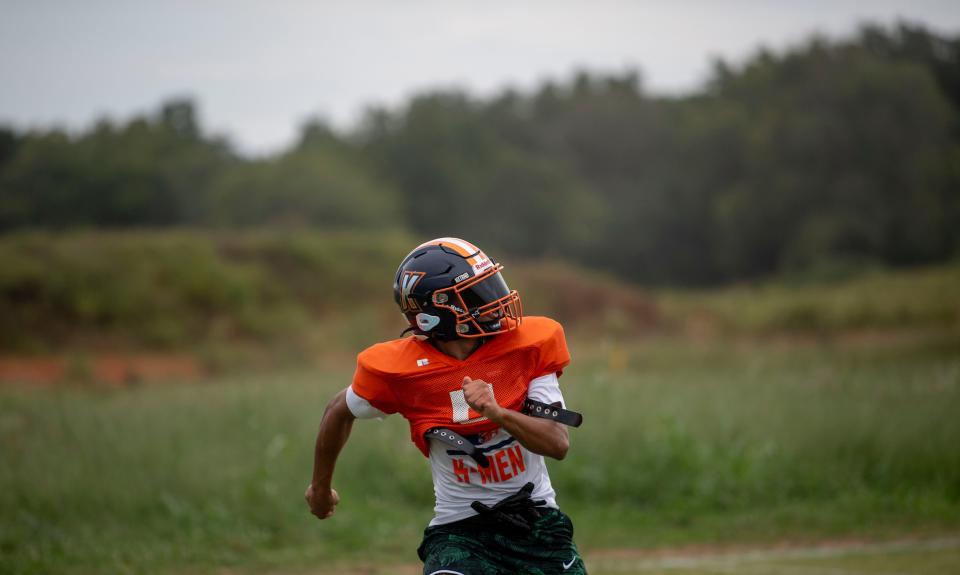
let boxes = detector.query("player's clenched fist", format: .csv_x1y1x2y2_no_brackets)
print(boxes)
462,376,503,420
305,483,340,519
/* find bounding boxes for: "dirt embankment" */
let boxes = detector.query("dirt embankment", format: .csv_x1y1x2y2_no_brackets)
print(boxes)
0,354,202,386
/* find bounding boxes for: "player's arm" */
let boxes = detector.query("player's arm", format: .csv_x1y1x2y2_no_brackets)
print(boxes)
462,376,570,460
305,387,356,520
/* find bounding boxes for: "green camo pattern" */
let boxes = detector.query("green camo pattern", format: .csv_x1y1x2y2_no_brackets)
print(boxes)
418,508,587,575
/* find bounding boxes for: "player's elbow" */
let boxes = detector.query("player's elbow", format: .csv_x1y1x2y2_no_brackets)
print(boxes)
554,436,570,460
546,429,570,460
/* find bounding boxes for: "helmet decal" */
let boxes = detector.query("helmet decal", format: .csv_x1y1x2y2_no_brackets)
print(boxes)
399,271,426,312
470,254,494,274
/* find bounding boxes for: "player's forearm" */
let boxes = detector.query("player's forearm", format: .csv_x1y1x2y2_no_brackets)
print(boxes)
311,388,356,488
487,407,569,460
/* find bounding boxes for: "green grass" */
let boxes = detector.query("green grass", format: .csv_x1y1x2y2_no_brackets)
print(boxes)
1,339,959,573
658,261,960,334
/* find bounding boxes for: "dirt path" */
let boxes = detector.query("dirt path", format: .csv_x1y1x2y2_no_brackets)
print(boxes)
242,534,960,574
0,354,202,386
587,535,959,573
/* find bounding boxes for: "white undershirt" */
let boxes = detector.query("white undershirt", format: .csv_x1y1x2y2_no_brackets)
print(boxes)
347,373,565,525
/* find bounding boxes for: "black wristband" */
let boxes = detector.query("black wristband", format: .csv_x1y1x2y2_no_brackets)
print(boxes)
522,398,583,427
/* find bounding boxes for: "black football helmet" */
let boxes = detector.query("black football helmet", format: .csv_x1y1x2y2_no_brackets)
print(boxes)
393,238,522,340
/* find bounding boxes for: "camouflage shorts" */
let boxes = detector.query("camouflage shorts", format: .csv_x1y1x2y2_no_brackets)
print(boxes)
418,508,587,575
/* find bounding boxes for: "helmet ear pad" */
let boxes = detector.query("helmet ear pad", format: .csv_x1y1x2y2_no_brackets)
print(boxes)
415,313,441,333
402,309,461,341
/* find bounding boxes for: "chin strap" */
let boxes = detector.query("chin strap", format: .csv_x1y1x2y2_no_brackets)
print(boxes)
522,398,583,427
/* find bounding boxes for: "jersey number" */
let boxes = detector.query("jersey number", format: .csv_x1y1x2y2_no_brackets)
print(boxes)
449,383,495,423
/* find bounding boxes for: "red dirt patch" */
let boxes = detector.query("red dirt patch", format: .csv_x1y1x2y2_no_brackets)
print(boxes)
0,354,203,386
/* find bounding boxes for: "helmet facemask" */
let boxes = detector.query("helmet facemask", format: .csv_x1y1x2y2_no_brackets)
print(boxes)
431,264,523,338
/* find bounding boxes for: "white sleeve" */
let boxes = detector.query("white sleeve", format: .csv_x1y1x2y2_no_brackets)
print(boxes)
527,372,565,408
346,386,390,420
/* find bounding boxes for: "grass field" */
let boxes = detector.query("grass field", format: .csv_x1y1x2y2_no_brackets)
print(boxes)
1,336,959,574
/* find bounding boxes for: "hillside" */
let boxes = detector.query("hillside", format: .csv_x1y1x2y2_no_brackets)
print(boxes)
1,230,957,383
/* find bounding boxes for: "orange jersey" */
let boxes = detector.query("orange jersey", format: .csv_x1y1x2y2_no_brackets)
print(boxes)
351,316,570,456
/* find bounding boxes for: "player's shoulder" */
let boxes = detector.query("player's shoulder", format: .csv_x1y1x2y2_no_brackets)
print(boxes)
357,336,432,377
504,315,566,349
486,316,569,375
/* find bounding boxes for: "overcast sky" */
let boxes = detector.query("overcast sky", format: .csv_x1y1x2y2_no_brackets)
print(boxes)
1,1,958,155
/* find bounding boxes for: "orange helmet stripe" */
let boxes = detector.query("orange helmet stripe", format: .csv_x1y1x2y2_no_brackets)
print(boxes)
417,237,481,259
415,237,494,272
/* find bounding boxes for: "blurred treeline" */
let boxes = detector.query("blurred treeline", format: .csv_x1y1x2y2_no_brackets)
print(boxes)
1,23,959,286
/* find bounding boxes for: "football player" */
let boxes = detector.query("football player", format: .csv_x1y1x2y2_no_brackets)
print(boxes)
306,237,586,575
